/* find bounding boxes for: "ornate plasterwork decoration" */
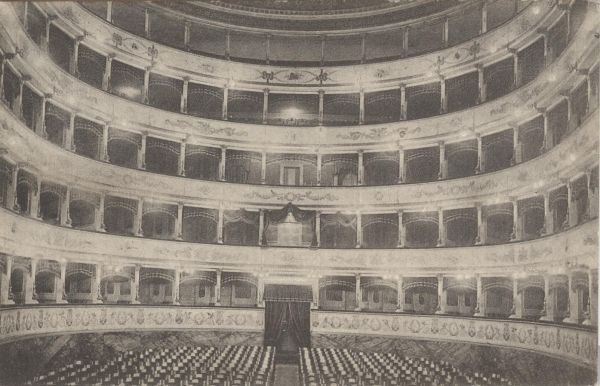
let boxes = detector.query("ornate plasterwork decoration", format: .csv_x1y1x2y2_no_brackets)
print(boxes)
243,190,338,202
165,119,248,138
0,307,264,344
311,312,597,369
255,68,336,85
336,126,421,141
411,179,500,199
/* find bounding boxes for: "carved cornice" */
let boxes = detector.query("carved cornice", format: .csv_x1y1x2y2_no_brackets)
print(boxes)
0,208,596,275
311,312,597,369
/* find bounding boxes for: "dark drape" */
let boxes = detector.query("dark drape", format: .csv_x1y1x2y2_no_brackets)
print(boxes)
264,202,316,246
287,301,311,347
264,284,312,348
264,301,288,347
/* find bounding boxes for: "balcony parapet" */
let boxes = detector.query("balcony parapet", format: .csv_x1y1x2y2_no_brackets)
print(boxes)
0,3,596,150
311,311,597,369
0,102,597,210
0,305,595,370
43,1,554,86
0,206,596,275
0,305,264,345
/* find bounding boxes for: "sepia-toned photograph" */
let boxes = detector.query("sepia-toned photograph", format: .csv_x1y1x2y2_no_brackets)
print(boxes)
0,0,598,385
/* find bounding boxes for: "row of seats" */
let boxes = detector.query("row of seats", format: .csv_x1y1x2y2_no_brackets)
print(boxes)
299,347,512,386
28,345,276,386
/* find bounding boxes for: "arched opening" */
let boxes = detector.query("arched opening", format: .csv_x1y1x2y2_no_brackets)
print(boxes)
321,154,358,187
483,278,513,318
179,272,216,306
44,103,69,147
227,90,263,124
110,60,144,103
444,277,477,316
187,83,223,120
182,207,218,243
107,136,139,169
35,271,57,303
139,269,174,305
39,191,61,224
523,286,545,320
77,44,105,88
484,57,514,101
65,270,93,304
141,206,176,240
318,276,356,311
10,268,26,304
572,176,589,225
101,275,132,304
403,278,438,314
265,154,317,186
223,210,259,246
225,150,261,184
15,173,37,214
446,72,479,113
0,161,9,209
444,209,477,247
48,24,73,72
221,273,257,308
520,197,544,240
104,196,136,235
363,152,398,186
404,212,438,248
518,38,545,86
320,213,357,248
148,74,182,112
364,89,401,124
405,147,439,183
323,94,359,126
555,286,569,321
22,85,43,132
73,118,102,159
361,278,397,313
485,204,513,244
2,66,20,113
406,82,441,120
407,18,444,55
519,116,544,162
145,137,180,176
69,200,96,229
482,130,513,172
185,146,220,181
446,141,478,179
551,186,568,231
267,93,319,126
362,214,398,248
25,3,45,45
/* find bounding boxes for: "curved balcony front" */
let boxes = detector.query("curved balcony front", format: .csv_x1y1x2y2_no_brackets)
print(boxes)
0,306,595,370
0,207,596,274
2,0,580,130
76,0,530,66
1,2,597,153
1,100,597,211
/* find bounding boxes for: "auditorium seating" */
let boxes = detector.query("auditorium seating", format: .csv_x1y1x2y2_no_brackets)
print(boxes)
299,347,512,386
27,345,276,386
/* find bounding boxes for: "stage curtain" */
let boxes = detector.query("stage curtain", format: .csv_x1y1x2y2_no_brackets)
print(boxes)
287,302,311,347
264,301,287,347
